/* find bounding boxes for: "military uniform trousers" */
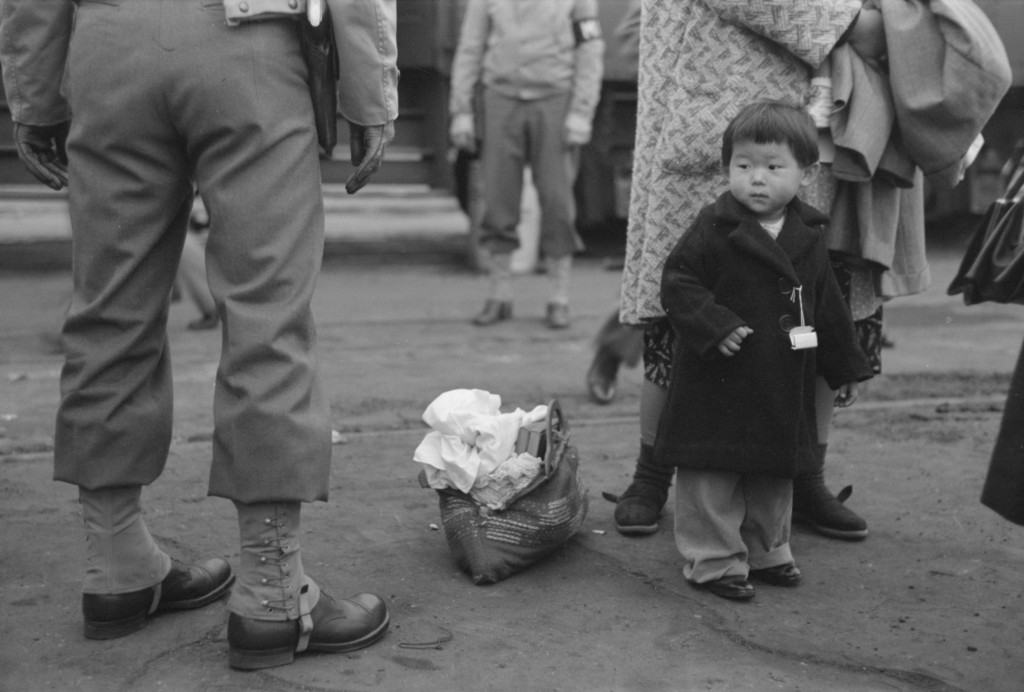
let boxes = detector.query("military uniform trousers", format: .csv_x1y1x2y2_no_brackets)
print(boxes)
479,88,580,259
54,0,332,503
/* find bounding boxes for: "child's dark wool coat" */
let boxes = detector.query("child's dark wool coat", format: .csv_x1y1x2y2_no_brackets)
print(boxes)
655,192,874,478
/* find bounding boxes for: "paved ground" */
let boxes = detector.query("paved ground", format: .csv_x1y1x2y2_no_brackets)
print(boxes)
1,201,1023,691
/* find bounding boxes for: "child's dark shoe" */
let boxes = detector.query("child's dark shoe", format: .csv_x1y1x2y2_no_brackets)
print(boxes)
749,563,802,587
703,575,755,600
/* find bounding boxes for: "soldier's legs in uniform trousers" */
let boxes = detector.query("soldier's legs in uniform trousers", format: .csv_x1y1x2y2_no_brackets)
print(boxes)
674,469,794,584
59,0,237,637
170,5,386,665
59,0,200,492
58,2,387,659
59,0,330,531
182,30,332,506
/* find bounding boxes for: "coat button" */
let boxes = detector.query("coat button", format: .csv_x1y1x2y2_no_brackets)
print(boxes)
778,278,793,294
778,314,797,332
288,0,298,8
239,1,249,12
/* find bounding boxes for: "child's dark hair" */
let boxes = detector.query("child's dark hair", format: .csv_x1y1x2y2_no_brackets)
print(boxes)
721,101,819,169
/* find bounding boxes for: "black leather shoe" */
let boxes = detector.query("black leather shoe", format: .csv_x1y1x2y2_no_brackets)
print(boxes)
472,299,512,326
546,302,570,329
82,557,234,640
228,591,390,670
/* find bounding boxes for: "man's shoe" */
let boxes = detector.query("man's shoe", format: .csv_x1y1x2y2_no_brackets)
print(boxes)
472,299,512,326
228,591,390,670
586,347,620,404
546,302,570,329
82,557,234,640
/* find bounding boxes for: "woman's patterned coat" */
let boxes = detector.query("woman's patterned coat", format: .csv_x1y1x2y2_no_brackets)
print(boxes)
619,0,862,326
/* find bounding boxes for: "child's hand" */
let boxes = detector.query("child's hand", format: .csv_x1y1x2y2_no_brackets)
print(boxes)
717,326,753,357
835,382,859,408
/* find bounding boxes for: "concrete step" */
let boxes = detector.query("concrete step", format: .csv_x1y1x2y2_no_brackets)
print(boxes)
0,184,472,270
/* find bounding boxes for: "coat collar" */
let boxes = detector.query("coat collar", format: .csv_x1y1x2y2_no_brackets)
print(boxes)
712,192,828,285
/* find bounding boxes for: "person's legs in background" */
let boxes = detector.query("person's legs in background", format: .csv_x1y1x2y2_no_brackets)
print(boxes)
586,307,644,404
473,90,525,326
176,220,219,330
530,92,580,329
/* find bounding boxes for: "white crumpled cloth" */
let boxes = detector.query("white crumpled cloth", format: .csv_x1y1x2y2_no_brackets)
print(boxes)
414,389,548,506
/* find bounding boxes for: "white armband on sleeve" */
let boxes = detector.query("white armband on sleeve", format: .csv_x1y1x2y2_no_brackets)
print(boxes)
573,17,602,46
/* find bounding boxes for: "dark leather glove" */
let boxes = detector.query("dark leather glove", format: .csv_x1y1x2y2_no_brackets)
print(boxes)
13,121,70,191
345,120,395,195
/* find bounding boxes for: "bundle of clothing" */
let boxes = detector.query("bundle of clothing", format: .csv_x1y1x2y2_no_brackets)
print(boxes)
824,0,1011,303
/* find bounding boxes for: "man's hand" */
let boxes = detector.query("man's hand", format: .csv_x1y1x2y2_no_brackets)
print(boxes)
717,326,753,357
449,113,476,154
564,112,592,146
345,120,395,195
13,122,69,191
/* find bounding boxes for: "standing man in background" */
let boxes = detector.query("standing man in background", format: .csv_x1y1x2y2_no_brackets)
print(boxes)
449,0,604,329
0,0,397,671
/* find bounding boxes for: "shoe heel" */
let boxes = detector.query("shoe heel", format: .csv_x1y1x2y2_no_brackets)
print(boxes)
228,645,296,671
83,613,147,640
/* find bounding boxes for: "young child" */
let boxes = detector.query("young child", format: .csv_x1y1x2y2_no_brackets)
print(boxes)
656,101,873,600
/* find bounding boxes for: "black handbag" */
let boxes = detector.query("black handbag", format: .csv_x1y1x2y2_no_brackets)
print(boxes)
421,400,588,585
298,6,339,158
947,153,1024,306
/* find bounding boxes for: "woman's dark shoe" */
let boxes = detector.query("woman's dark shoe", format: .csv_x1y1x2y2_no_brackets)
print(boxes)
793,472,868,540
613,483,666,535
472,299,512,326
82,557,234,640
703,576,755,600
749,563,802,587
793,444,868,540
613,444,672,535
585,347,620,404
227,591,390,671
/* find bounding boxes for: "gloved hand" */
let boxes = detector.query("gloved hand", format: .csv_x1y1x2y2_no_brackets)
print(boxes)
564,112,592,147
449,113,476,154
346,120,396,195
13,121,70,191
